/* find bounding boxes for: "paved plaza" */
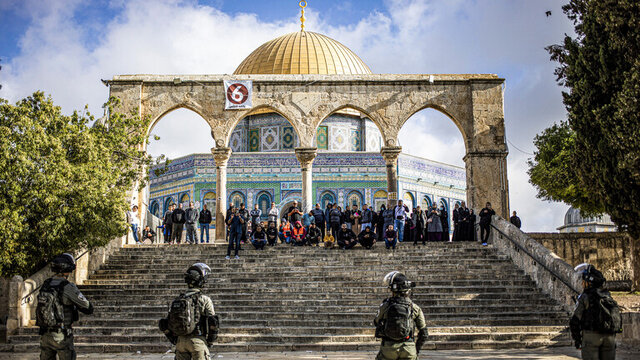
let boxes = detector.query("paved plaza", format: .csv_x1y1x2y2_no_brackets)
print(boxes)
1,347,639,360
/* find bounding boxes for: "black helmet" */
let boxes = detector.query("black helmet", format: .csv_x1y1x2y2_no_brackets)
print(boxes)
184,262,211,288
51,253,76,274
383,271,416,293
575,263,605,288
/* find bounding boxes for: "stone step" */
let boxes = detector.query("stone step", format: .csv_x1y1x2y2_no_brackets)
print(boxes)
79,280,537,290
9,338,574,353
16,325,568,336
9,330,570,345
70,317,568,328
7,240,570,352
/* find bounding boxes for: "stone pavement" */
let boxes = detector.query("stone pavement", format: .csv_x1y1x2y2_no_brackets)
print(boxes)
1,347,639,360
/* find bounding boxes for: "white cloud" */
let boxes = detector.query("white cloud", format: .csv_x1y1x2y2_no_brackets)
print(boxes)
1,0,575,231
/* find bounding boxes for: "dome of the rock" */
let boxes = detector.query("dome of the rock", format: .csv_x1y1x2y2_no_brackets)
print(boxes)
234,31,372,75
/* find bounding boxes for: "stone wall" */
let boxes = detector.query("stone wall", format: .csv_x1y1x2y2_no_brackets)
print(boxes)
621,312,640,347
529,232,633,290
0,277,8,341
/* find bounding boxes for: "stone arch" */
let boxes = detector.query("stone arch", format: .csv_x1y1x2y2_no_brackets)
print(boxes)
148,104,214,140
224,104,304,148
398,104,470,152
313,104,388,146
319,190,337,209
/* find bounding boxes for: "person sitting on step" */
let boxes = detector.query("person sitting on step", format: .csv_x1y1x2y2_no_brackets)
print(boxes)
306,222,322,246
337,223,357,249
358,226,376,249
291,221,306,246
266,221,278,246
251,225,267,250
384,224,398,250
323,232,336,248
278,218,292,244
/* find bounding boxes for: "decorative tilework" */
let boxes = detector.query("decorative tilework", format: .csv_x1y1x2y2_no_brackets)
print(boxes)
261,126,279,151
317,126,328,150
282,126,295,149
249,129,259,152
331,126,349,151
351,129,361,151
230,129,246,152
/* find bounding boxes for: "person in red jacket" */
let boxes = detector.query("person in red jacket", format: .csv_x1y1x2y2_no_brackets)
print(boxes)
291,221,306,246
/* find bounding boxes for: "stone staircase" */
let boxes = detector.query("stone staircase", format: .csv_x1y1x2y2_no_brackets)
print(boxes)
8,242,571,353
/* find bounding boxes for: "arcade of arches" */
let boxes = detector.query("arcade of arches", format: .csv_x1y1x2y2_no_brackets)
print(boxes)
108,31,509,241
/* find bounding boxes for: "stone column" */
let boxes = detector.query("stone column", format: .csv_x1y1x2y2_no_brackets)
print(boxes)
380,146,402,207
295,147,318,213
212,147,232,242
463,150,510,218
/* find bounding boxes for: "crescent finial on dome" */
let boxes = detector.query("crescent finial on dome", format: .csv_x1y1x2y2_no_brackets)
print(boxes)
299,1,307,32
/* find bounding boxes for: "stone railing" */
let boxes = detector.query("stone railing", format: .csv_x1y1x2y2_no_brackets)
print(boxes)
528,232,633,290
4,234,126,336
486,216,581,312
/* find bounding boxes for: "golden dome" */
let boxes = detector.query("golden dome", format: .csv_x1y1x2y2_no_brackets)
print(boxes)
234,31,372,75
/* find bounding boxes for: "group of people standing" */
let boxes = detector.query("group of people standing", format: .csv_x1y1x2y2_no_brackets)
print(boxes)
161,202,213,244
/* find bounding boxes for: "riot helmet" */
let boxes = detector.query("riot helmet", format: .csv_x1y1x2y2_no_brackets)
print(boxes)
574,263,605,289
184,262,211,288
383,271,416,293
51,253,76,274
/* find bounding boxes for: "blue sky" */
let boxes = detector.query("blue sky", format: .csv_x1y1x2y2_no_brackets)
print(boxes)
0,0,575,231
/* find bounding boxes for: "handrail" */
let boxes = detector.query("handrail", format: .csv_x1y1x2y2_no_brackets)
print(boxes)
20,249,91,305
488,222,580,295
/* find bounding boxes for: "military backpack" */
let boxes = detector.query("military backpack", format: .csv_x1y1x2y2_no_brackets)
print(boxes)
381,297,414,341
592,291,623,334
35,278,68,329
167,292,201,336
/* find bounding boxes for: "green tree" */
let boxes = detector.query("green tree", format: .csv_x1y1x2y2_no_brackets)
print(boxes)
530,0,640,289
0,92,152,277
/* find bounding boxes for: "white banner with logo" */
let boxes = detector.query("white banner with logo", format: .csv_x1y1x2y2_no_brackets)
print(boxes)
224,80,253,109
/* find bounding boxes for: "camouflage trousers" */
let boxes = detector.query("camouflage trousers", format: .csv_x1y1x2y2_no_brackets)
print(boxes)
40,331,75,360
581,330,616,360
376,341,418,360
175,335,210,360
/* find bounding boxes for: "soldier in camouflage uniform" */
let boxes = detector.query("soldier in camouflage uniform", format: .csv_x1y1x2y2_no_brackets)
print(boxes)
160,263,218,360
570,264,619,360
38,253,94,360
374,271,428,360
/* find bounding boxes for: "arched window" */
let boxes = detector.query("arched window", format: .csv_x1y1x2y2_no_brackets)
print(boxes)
347,191,363,208
150,201,160,218
202,191,216,213
180,193,190,208
164,197,175,214
320,191,336,209
403,192,415,209
374,190,388,211
256,192,271,220
422,195,432,209
229,191,246,209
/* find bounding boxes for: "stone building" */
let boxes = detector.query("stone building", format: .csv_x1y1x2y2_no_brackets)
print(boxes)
147,30,466,227
109,26,509,240
557,207,617,233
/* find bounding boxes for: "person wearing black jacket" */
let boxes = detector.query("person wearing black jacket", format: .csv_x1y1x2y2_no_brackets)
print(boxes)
311,203,326,237
266,222,279,246
307,222,322,246
329,204,342,237
237,203,249,243
163,204,174,243
357,226,376,249
337,223,357,249
457,202,470,242
468,209,477,242
440,205,450,242
287,201,303,224
451,203,460,242
510,211,522,229
171,203,186,244
478,202,495,245
199,204,212,243
324,203,333,235
376,205,386,243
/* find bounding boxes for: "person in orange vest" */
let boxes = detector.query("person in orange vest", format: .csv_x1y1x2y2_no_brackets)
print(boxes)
278,218,292,244
291,221,306,246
